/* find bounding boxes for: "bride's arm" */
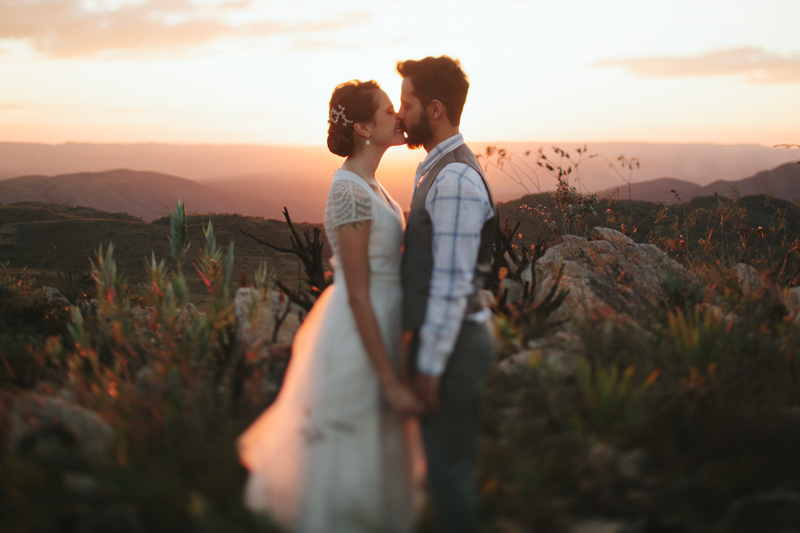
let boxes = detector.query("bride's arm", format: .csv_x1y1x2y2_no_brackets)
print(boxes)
336,220,422,416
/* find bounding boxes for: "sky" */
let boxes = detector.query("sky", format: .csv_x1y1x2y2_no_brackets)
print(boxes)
0,0,798,147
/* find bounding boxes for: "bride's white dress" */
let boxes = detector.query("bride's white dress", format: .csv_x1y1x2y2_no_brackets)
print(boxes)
238,169,420,533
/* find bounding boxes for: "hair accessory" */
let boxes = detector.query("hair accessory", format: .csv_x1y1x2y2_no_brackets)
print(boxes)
329,104,353,127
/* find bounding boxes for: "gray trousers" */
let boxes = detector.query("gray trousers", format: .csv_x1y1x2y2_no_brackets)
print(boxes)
412,320,496,533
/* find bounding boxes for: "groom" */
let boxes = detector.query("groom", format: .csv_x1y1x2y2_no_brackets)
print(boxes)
397,56,498,533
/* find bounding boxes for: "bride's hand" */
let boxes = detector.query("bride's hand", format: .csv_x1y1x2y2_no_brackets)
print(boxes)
384,382,424,417
400,331,415,385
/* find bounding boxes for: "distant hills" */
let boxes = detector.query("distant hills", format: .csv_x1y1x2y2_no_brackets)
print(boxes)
0,144,797,222
0,169,310,222
2,141,800,218
599,161,800,203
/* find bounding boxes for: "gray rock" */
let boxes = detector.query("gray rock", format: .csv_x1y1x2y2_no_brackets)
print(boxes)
736,263,780,297
234,288,303,359
42,286,72,307
784,287,800,325
533,227,695,326
498,331,583,377
10,393,114,466
176,302,202,323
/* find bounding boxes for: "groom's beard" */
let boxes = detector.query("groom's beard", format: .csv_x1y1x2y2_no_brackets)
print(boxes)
403,110,433,150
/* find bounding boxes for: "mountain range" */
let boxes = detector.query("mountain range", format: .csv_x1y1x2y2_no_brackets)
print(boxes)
0,160,798,223
2,141,800,215
0,169,298,222
599,161,800,203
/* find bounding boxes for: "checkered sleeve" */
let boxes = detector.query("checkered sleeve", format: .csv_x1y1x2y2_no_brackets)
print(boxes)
416,162,493,376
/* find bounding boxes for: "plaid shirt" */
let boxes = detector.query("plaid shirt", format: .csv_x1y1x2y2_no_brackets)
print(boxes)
412,134,495,376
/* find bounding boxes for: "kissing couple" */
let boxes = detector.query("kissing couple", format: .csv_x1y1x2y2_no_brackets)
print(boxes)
238,55,498,533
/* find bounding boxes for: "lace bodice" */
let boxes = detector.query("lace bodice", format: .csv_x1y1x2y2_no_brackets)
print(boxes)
324,169,404,278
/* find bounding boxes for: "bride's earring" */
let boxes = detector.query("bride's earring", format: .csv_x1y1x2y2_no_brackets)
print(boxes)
366,138,371,146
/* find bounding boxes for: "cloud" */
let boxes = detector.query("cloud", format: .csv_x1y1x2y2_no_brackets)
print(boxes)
0,0,368,58
595,48,800,84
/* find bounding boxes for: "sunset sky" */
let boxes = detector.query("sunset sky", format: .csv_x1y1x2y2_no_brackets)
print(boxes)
0,0,798,147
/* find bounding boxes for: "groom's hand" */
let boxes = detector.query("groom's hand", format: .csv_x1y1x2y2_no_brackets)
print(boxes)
415,373,441,414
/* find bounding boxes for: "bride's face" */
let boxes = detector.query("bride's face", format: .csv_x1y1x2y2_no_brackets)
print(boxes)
368,89,407,148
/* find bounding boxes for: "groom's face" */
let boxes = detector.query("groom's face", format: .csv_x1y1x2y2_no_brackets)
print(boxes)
398,78,433,150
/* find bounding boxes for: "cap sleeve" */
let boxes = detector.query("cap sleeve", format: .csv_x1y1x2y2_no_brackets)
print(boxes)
326,178,374,229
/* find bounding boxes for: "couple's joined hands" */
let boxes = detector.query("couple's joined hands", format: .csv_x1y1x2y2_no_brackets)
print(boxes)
384,331,441,417
384,381,425,417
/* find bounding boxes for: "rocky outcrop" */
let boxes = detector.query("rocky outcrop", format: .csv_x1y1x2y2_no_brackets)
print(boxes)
735,263,781,298
41,286,72,308
498,331,584,378
10,392,114,466
233,288,303,360
532,228,694,325
784,287,800,325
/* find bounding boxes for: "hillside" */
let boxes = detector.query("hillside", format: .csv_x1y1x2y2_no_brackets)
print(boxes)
698,160,800,199
599,177,703,203
0,201,328,296
3,142,800,220
497,191,800,253
0,169,297,221
598,161,800,204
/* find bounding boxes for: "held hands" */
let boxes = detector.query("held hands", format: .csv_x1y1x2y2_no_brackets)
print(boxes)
400,330,441,415
414,373,441,414
384,381,425,417
400,331,415,385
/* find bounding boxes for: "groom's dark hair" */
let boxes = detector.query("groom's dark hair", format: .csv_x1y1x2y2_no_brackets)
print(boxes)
396,56,469,127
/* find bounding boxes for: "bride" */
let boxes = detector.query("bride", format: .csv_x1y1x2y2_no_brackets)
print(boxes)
238,80,423,533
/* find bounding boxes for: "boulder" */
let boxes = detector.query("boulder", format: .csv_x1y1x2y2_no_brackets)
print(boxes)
736,263,780,298
176,302,202,323
233,288,303,359
10,393,114,466
532,228,694,326
498,331,583,378
783,287,800,325
41,286,72,308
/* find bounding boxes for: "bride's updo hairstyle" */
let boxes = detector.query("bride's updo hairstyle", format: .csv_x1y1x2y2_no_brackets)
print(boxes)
327,80,381,157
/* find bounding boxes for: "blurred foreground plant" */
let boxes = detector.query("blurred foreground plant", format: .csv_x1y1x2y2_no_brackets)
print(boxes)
5,200,282,531
576,358,660,440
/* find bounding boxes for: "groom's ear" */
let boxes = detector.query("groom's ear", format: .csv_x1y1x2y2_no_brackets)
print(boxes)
428,99,445,122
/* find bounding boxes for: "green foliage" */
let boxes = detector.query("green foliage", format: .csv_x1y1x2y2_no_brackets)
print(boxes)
660,265,707,311
575,358,659,440
0,267,69,387
667,306,730,372
480,147,800,529
0,204,285,531
4,147,800,530
651,191,800,285
482,294,800,530
169,199,190,269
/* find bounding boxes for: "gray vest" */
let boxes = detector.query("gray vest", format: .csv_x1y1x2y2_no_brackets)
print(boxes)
401,143,498,331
